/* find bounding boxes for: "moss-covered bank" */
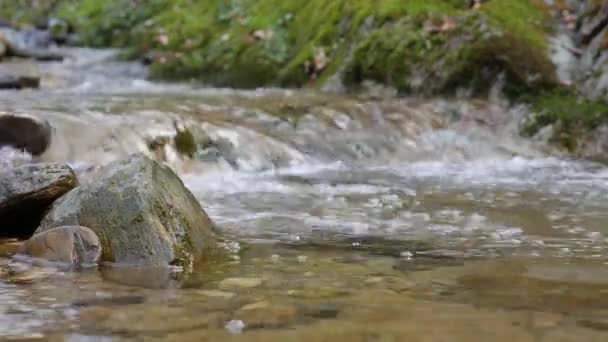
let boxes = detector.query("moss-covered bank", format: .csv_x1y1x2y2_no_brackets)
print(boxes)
3,0,608,155
522,90,608,152
1,0,558,95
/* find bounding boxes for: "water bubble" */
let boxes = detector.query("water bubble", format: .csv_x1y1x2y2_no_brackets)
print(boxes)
400,251,413,259
225,320,245,334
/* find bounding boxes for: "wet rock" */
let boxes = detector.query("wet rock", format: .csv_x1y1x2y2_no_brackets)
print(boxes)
0,36,6,58
100,264,183,289
0,27,50,51
219,277,263,290
0,75,40,89
17,226,101,266
0,239,22,257
0,163,78,238
235,303,299,329
304,303,340,319
37,154,217,267
239,301,270,311
48,18,69,44
0,114,52,155
72,295,146,308
199,290,236,299
80,305,222,335
287,287,349,299
0,28,63,61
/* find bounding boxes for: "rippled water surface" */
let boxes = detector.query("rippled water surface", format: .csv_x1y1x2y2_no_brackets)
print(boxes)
1,49,607,341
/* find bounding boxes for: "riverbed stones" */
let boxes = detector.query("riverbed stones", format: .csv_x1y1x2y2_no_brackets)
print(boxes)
219,277,264,290
235,303,299,329
0,34,7,59
199,290,236,299
0,113,52,155
0,75,41,89
17,226,101,266
0,163,78,238
36,154,217,266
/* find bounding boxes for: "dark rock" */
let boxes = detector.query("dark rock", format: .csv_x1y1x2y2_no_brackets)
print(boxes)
0,38,6,58
17,226,101,266
72,295,146,308
0,27,50,51
37,154,218,267
0,163,78,238
0,28,63,61
0,114,52,155
304,303,340,319
0,75,41,89
0,19,12,28
48,18,69,44
576,3,608,46
8,47,63,62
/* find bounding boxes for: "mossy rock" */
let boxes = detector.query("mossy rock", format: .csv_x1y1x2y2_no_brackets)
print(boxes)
522,89,608,151
37,154,218,267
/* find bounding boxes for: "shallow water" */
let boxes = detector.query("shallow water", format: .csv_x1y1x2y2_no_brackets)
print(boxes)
1,49,607,341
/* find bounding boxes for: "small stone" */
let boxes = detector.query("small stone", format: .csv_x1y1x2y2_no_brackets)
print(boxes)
199,290,236,299
305,304,340,319
287,287,349,299
0,113,52,156
297,255,308,263
18,226,101,266
236,305,298,329
239,301,270,311
219,277,263,290
270,254,280,262
225,320,245,334
365,277,384,284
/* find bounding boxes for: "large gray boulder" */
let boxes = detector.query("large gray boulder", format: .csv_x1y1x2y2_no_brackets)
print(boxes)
0,163,77,238
37,154,218,267
0,113,52,156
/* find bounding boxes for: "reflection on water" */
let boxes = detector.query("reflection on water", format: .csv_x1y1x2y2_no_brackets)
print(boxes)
1,48,608,340
2,245,608,341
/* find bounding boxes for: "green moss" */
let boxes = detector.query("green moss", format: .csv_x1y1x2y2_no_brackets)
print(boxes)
4,0,559,95
174,128,197,158
522,89,608,151
55,0,169,47
0,0,60,27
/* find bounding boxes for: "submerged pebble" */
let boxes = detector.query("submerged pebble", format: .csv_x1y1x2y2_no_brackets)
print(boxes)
219,277,263,290
199,290,236,299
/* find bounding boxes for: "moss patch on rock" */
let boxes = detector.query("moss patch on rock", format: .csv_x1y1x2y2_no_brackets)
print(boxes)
522,89,608,151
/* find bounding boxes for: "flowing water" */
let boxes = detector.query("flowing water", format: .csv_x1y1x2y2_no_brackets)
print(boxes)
1,49,608,341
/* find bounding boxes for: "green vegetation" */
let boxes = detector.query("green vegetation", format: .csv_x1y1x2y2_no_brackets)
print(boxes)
3,0,608,152
0,0,558,95
522,90,608,151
